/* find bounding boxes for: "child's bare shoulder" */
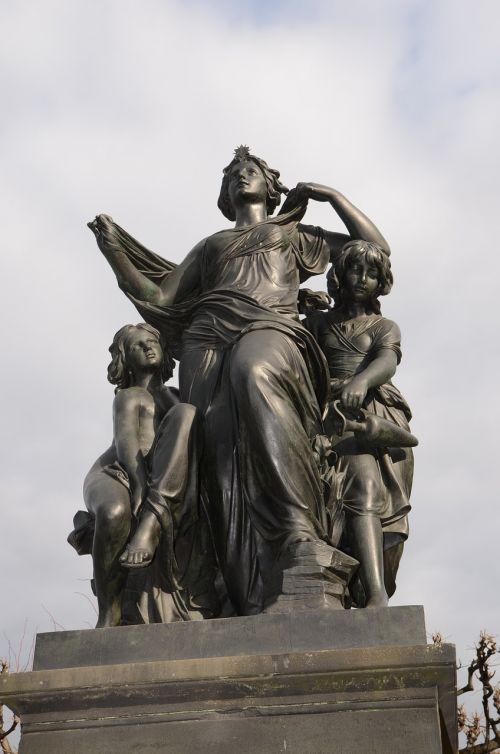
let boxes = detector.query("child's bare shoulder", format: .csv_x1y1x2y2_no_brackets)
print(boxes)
113,387,153,414
371,316,401,340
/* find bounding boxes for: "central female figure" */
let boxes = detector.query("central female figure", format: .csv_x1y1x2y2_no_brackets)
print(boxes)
90,147,389,615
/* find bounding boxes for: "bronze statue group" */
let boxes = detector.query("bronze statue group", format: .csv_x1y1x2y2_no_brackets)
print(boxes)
68,147,417,627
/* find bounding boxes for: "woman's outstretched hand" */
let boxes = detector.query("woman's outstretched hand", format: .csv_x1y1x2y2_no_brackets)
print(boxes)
87,214,115,250
88,213,113,234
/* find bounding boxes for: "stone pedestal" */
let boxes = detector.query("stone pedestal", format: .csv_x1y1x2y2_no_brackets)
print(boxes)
0,606,457,753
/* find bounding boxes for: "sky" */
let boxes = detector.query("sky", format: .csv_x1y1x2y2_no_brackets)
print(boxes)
1,0,499,733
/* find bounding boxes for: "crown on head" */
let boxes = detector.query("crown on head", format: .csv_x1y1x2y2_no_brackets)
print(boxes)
233,145,251,161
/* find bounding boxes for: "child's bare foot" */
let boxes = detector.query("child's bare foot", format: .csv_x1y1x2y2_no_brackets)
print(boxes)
120,511,161,569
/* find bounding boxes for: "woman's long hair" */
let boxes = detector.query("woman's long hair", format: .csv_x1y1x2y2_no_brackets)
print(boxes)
107,323,175,390
327,240,393,315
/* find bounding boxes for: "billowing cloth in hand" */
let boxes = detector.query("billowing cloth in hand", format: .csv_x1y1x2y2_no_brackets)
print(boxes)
102,203,329,402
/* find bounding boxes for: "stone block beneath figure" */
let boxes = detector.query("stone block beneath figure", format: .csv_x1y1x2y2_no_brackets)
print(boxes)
1,607,457,754
263,540,358,613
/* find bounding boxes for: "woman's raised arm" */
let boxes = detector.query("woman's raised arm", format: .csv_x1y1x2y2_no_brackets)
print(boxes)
286,183,390,261
88,214,202,306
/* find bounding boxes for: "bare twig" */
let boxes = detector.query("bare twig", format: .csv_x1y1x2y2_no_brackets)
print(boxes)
459,743,500,754
0,662,18,754
13,620,28,674
74,591,98,617
21,631,36,674
432,632,443,647
458,656,480,696
41,605,65,632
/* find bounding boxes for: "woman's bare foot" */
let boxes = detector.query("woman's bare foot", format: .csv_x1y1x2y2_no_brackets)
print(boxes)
120,511,161,569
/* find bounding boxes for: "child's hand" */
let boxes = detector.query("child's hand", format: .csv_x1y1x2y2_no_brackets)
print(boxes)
341,375,369,409
329,377,350,399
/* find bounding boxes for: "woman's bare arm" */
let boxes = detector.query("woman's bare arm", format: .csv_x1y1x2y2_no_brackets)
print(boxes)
88,214,202,306
156,241,203,306
288,183,390,260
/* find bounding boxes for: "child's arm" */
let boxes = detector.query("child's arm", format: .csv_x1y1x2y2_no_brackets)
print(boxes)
113,390,148,515
341,349,398,409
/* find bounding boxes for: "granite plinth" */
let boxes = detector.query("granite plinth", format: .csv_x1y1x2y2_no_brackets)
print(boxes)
1,606,458,754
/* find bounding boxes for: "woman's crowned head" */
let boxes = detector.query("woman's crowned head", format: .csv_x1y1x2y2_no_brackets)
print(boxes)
327,240,393,315
107,323,175,390
218,145,288,221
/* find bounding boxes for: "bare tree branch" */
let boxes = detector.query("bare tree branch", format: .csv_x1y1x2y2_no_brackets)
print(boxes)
458,632,500,754
458,743,500,754
0,662,18,754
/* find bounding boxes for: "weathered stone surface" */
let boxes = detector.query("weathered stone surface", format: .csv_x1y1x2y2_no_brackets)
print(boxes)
33,604,426,670
1,607,457,754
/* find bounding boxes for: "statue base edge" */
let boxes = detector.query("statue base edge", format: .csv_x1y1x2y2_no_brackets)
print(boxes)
0,606,458,754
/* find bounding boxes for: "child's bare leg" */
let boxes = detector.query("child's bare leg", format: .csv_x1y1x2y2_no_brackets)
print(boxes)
89,491,132,627
121,404,200,571
120,510,161,569
348,514,388,607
